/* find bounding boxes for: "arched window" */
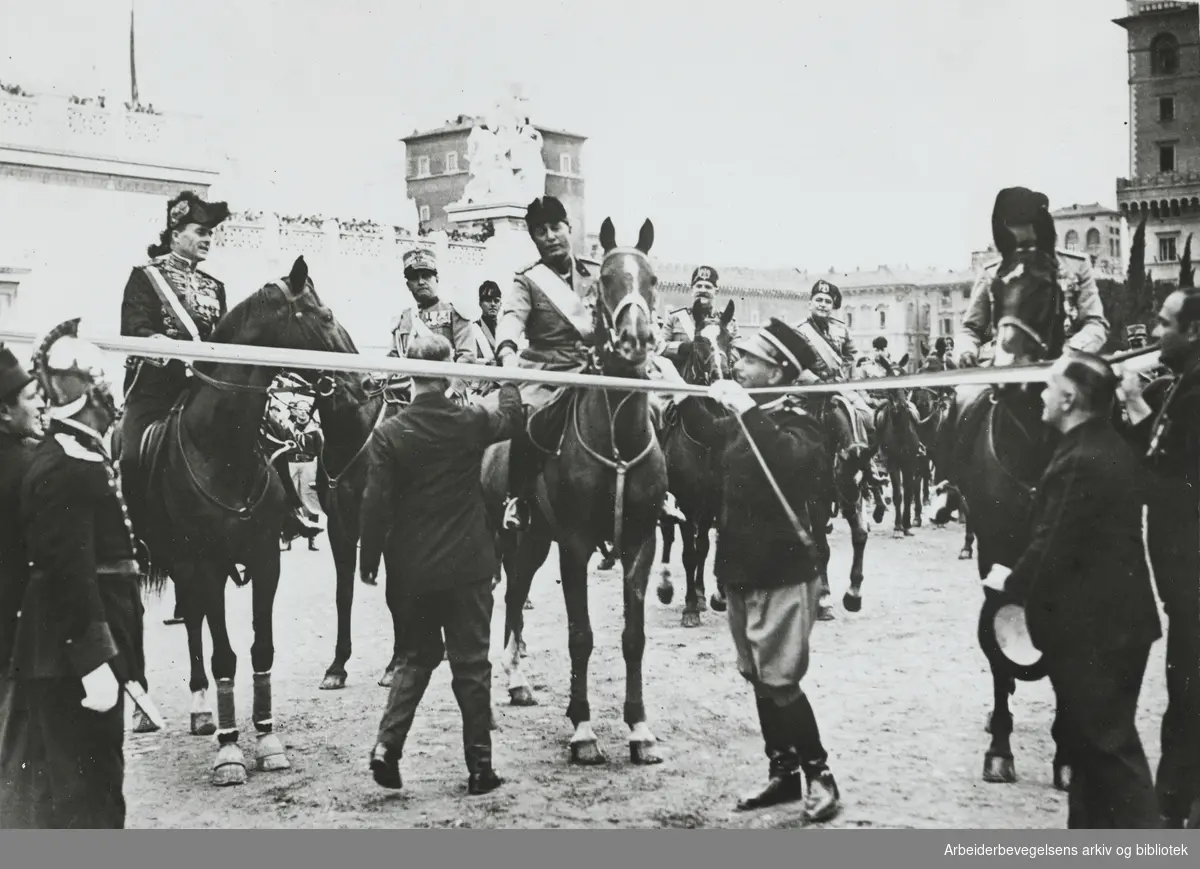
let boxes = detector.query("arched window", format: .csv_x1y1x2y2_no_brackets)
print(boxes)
1152,33,1180,76
1064,229,1079,250
1086,227,1101,252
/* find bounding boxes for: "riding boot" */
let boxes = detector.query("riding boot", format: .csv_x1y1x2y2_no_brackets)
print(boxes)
781,693,842,822
502,429,539,530
735,696,805,811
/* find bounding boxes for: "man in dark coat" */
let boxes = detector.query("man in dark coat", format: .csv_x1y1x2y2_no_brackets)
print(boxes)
0,320,146,828
664,318,841,822
0,345,45,828
1119,287,1200,828
995,351,1162,829
360,334,523,796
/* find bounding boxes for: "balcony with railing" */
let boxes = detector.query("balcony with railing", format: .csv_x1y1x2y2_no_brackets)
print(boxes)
0,92,220,173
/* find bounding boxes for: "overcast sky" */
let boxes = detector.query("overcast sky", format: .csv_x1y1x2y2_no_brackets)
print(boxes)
1,0,1134,271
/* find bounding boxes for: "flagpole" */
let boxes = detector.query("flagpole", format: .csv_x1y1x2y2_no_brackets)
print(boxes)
129,0,139,105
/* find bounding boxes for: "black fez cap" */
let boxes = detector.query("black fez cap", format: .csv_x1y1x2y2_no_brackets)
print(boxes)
525,196,569,232
479,280,502,301
810,279,842,310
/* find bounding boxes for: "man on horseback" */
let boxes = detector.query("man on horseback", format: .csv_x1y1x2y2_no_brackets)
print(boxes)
660,265,740,366
470,281,502,397
792,279,877,448
2,320,146,828
493,195,602,530
665,317,842,821
118,191,318,553
954,187,1109,368
389,247,477,403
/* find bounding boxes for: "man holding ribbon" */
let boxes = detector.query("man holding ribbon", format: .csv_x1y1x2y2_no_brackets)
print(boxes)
664,318,843,822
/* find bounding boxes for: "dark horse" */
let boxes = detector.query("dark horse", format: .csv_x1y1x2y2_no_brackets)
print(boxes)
308,361,406,690
482,217,668,766
933,248,1070,789
131,256,357,786
655,299,735,626
874,353,928,538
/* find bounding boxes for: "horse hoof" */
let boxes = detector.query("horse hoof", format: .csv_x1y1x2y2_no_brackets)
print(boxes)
893,529,904,539
509,686,538,707
681,610,701,628
657,578,674,606
255,733,290,772
1053,763,1072,791
319,672,347,691
873,506,886,524
569,740,608,765
191,712,216,736
958,548,973,560
523,599,534,610
630,740,663,765
378,669,396,688
599,557,617,571
519,639,528,658
710,594,727,613
133,707,161,733
212,745,247,787
982,753,1017,783
843,590,863,613
904,529,915,537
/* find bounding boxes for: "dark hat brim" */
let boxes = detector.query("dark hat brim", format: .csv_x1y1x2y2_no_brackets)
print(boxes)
525,196,569,229
169,195,231,230
0,359,35,402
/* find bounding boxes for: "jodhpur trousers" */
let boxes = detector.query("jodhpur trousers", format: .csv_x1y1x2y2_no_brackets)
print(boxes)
375,580,495,775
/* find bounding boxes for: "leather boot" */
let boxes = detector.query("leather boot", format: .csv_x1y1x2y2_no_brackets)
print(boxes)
369,743,402,790
735,697,805,811
802,770,841,822
466,742,504,795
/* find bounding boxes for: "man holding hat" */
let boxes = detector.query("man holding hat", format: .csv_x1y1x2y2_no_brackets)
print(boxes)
0,319,148,828
0,345,46,828
664,318,842,822
990,351,1160,828
492,195,603,530
955,187,1109,368
661,265,740,365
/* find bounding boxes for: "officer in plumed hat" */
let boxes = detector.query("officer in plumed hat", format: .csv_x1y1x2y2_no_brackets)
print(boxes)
658,317,843,821
0,320,147,828
955,186,1109,368
661,265,740,366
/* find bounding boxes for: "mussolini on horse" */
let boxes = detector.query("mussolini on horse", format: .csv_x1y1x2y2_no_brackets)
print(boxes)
479,204,669,767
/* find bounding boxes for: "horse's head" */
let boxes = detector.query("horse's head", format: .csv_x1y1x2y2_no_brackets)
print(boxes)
989,251,1064,365
596,217,658,370
682,299,736,385
206,255,358,389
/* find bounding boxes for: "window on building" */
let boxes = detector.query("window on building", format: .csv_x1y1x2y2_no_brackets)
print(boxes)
845,310,854,328
419,205,431,223
878,308,886,330
445,152,458,173
1110,237,1120,258
1160,96,1176,121
940,289,951,306
1159,235,1179,263
416,155,430,177
560,154,573,174
1151,33,1180,76
941,317,953,336
1160,144,1176,173
1064,229,1080,250
0,284,16,319
1086,227,1101,253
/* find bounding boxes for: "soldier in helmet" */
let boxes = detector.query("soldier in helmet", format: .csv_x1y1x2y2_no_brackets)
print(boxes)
1127,324,1149,351
955,187,1110,368
660,265,740,367
0,320,148,828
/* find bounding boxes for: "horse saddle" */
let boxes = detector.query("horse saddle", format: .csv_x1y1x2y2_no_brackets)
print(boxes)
828,393,873,450
526,389,575,455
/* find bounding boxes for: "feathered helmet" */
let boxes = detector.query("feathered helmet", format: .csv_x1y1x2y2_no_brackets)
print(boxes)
31,318,117,423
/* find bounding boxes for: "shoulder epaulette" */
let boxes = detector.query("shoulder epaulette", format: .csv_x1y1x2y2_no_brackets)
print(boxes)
576,256,601,269
516,260,540,275
54,433,104,463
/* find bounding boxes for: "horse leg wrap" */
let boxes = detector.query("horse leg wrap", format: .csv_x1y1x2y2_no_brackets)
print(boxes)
253,671,273,733
216,678,239,745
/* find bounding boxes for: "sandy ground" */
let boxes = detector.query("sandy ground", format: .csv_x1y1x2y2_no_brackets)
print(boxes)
123,511,1169,829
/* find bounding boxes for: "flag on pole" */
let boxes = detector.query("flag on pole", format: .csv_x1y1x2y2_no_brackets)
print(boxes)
129,3,139,104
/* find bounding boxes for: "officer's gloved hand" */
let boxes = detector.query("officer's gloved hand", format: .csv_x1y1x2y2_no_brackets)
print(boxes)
80,661,120,713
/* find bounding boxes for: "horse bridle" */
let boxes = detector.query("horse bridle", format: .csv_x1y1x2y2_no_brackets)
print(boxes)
988,261,1062,358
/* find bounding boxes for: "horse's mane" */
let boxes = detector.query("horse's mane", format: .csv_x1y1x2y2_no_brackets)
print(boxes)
192,281,285,378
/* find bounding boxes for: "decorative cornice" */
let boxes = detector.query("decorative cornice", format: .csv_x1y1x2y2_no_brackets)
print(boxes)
0,162,210,196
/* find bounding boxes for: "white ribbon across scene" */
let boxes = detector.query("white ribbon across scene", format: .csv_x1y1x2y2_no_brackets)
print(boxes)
0,328,1165,398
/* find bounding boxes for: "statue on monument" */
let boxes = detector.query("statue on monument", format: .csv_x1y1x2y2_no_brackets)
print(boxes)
456,86,548,206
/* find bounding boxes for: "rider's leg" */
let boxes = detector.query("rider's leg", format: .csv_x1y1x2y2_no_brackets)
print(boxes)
502,418,539,530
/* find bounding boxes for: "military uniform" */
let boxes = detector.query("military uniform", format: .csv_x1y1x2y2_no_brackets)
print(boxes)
958,248,1107,360
673,318,842,820
390,300,476,362
0,415,145,829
